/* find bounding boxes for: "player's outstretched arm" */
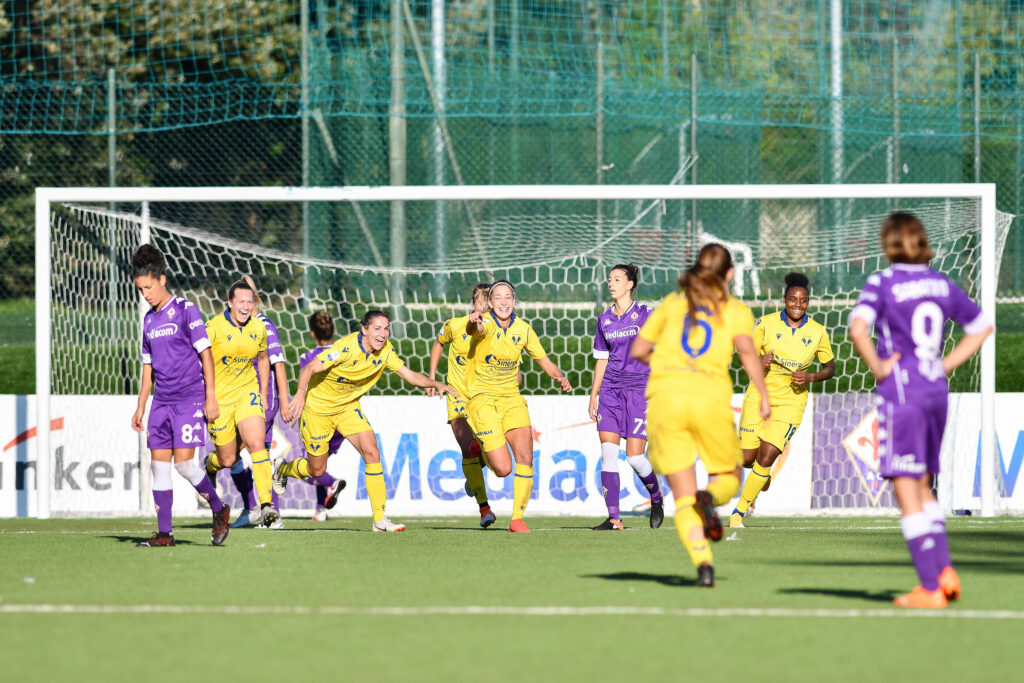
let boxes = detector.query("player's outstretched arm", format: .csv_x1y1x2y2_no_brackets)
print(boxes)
395,365,457,398
736,334,771,420
536,356,572,392
199,348,219,422
132,364,154,432
850,317,900,382
466,310,486,337
426,339,445,397
943,325,994,375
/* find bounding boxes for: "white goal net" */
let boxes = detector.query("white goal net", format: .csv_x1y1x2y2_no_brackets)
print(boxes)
34,185,1014,517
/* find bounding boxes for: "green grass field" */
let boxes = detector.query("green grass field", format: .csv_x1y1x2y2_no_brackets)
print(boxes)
2,515,1022,682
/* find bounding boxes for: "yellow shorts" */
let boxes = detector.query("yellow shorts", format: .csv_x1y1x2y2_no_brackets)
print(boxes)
299,401,371,457
208,396,265,447
738,391,803,452
446,393,469,423
646,388,741,476
466,393,530,453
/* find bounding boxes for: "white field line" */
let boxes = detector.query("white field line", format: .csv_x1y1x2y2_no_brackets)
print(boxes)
1,603,1023,620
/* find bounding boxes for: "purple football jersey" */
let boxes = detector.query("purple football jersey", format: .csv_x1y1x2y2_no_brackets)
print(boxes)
593,302,652,390
254,313,286,411
850,264,988,404
299,344,332,371
141,296,211,402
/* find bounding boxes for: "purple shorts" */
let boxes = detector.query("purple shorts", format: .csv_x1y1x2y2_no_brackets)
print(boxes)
328,432,344,455
148,400,207,450
877,394,948,479
596,387,648,440
264,404,279,446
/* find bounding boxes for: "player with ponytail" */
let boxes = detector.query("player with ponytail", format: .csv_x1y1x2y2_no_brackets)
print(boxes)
630,244,770,586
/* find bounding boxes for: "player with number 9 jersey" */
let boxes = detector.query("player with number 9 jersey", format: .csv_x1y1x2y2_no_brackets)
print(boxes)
849,212,992,609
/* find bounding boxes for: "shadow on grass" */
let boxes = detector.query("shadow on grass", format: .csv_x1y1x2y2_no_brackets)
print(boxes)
582,571,699,587
764,558,1024,575
777,587,900,602
106,535,195,546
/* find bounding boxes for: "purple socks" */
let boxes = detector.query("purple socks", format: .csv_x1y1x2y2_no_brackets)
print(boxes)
901,513,940,591
601,470,621,520
154,489,173,533
638,471,663,504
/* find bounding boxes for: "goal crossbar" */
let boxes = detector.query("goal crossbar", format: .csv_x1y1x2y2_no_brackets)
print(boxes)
34,184,999,518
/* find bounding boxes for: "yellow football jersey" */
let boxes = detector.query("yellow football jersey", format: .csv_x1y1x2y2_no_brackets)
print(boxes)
639,291,754,399
748,310,834,407
305,330,405,415
465,312,546,398
437,315,473,396
206,311,268,404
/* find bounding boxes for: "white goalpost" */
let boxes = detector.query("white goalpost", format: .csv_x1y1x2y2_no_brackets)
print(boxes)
33,184,1008,519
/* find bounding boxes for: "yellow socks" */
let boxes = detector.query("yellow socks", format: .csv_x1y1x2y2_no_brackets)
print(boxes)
511,463,533,520
674,496,713,567
707,472,741,506
365,461,387,522
205,452,224,474
279,457,311,480
463,456,488,506
249,449,273,506
734,462,771,515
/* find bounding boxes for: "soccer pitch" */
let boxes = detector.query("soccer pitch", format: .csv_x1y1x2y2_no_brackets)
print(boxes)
2,516,1022,682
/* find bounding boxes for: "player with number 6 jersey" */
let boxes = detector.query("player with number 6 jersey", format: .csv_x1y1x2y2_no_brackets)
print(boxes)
130,244,230,547
850,211,993,609
631,244,770,587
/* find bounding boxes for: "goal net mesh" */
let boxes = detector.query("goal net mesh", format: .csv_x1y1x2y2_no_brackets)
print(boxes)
47,194,1014,514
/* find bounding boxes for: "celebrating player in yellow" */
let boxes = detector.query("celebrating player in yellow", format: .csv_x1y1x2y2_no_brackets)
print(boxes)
465,279,573,533
202,279,278,528
279,310,455,532
428,283,497,528
630,244,770,587
730,272,835,529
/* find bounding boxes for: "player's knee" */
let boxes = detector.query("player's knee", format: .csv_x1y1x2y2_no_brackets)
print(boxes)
742,450,757,468
361,448,381,465
307,459,327,477
491,459,513,477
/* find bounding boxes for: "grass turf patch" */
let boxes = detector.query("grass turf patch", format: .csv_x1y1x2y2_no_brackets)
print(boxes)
2,515,1023,681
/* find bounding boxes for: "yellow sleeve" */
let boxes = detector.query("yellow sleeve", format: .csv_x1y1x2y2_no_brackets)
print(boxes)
317,341,345,370
638,296,669,342
437,319,454,345
727,300,755,341
816,327,836,363
385,348,405,372
258,320,268,353
523,323,547,360
205,320,218,345
751,318,766,353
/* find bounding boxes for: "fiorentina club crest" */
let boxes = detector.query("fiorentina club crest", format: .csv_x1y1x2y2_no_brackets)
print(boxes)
841,408,887,505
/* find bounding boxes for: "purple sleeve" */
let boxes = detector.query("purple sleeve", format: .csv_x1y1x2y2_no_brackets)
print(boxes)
299,348,316,371
945,279,987,332
264,317,285,365
184,302,211,354
592,316,609,359
849,273,884,328
141,324,152,365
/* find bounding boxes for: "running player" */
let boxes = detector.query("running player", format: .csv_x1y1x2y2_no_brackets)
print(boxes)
130,244,230,547
729,272,835,528
850,212,992,609
278,310,455,531
589,264,664,531
223,276,294,528
295,310,346,522
631,244,770,586
427,283,496,528
465,279,573,533
201,279,279,528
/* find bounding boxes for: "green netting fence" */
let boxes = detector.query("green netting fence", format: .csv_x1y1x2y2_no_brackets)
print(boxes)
3,1,1024,362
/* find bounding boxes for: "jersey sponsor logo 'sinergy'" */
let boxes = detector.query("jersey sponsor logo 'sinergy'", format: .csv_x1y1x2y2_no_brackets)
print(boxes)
147,323,179,340
891,278,950,303
483,354,518,369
